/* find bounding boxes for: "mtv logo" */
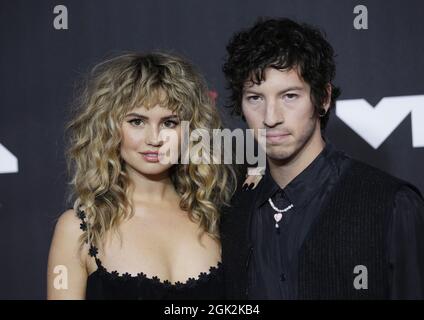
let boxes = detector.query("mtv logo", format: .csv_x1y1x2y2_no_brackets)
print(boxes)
336,95,424,149
0,143,18,174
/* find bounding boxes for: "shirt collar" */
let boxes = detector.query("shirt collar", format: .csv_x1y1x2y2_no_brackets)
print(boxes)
256,141,340,209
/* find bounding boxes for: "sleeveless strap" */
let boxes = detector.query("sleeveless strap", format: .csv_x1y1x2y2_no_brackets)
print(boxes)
76,206,103,269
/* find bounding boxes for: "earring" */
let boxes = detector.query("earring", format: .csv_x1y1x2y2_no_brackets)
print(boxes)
319,108,327,117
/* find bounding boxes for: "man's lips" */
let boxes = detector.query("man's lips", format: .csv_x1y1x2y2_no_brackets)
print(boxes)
263,131,291,143
265,132,291,138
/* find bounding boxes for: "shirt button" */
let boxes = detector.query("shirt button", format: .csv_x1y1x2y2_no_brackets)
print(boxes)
280,273,286,282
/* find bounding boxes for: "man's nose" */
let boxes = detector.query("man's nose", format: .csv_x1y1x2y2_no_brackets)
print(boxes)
263,100,283,128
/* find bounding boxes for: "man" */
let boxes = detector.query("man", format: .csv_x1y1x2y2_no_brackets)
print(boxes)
220,18,424,299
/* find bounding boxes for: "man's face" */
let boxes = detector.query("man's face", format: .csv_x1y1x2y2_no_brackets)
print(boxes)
242,67,323,164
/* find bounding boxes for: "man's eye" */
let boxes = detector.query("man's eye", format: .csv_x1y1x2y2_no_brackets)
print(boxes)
284,93,298,101
247,95,262,102
162,120,179,128
128,119,144,126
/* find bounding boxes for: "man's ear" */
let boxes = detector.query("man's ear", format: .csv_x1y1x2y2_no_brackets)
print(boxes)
323,83,332,112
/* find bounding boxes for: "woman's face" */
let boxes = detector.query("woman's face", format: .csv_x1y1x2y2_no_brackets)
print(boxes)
120,104,181,177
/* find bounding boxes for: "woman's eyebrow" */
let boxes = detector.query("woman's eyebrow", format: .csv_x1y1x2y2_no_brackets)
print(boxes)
161,115,180,120
125,112,147,118
125,113,179,120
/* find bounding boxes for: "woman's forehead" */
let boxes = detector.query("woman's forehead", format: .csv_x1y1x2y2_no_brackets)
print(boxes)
127,104,178,116
130,87,181,113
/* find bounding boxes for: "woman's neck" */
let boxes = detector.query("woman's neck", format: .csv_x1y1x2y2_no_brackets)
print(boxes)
126,166,178,204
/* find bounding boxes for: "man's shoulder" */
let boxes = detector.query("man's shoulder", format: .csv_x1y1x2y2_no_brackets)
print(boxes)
220,167,259,225
344,158,422,198
223,181,258,215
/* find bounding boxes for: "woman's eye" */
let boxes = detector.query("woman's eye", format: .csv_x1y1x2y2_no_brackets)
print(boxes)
128,119,144,126
162,120,179,128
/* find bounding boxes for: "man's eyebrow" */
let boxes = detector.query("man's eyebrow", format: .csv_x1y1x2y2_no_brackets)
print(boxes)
243,86,304,95
125,113,179,120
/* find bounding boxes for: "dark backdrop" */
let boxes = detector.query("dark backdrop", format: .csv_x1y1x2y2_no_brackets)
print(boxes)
1,0,423,299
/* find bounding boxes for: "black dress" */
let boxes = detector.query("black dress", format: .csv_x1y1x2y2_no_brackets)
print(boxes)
76,208,225,300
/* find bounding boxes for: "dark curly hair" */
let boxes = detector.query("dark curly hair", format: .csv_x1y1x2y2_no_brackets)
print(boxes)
223,17,341,129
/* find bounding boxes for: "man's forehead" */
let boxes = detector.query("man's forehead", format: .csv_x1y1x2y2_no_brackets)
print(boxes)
243,67,306,90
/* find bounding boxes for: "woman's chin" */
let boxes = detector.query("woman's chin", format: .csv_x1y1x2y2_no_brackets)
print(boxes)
129,164,174,178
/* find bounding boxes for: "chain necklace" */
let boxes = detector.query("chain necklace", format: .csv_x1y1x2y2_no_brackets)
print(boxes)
268,198,294,229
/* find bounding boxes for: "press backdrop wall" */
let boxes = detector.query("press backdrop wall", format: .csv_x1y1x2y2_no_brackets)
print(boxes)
1,0,423,299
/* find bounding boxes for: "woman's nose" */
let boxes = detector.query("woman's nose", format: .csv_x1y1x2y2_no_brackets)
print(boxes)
145,126,163,146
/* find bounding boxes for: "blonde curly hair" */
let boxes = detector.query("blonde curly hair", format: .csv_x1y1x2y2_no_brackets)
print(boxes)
66,52,237,250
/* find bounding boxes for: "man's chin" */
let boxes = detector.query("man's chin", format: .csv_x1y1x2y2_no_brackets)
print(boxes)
266,149,295,164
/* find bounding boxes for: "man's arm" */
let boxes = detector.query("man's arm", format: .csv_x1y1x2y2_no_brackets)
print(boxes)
388,185,424,299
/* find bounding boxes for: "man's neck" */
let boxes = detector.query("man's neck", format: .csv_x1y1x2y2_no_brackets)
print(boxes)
268,134,326,189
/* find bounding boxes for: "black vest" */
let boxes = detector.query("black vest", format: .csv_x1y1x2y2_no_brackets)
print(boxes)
221,160,409,299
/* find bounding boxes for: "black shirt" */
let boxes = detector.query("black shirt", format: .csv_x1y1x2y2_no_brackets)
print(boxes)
248,142,424,299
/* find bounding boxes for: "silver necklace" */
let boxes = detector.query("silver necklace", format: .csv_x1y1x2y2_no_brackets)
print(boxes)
268,198,294,229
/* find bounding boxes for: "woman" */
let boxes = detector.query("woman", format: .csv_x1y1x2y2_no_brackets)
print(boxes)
47,52,237,299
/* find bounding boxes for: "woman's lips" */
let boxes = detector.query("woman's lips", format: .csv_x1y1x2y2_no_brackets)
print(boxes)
139,152,160,163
